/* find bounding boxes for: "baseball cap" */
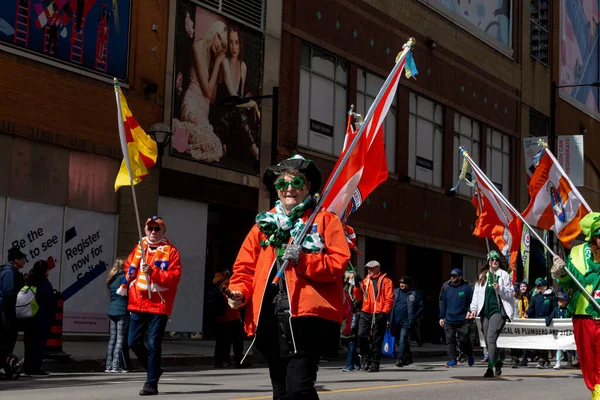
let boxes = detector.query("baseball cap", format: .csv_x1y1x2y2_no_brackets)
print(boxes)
536,279,548,287
145,216,166,229
365,260,380,268
399,275,411,284
557,292,569,301
450,268,462,276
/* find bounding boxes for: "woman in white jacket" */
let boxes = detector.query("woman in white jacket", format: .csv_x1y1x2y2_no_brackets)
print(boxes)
467,250,514,378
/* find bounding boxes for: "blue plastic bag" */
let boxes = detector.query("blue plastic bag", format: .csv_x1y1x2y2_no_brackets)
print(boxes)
381,327,396,358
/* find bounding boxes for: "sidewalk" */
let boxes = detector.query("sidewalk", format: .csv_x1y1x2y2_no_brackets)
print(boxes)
13,336,450,373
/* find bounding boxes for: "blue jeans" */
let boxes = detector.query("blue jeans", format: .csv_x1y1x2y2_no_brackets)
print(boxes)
128,312,168,386
395,320,411,360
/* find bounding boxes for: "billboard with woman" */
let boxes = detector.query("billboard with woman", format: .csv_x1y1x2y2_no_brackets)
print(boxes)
171,0,264,175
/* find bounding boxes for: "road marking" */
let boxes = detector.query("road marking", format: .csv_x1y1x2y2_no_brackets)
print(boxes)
231,370,576,400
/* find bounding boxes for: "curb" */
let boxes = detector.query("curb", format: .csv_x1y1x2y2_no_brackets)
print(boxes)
42,349,449,373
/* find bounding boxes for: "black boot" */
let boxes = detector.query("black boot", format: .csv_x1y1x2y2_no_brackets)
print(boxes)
395,358,403,367
483,367,494,378
360,355,370,372
495,360,503,376
139,383,158,396
367,362,380,372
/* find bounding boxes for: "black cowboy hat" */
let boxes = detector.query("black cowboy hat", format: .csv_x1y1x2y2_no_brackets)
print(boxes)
263,154,322,194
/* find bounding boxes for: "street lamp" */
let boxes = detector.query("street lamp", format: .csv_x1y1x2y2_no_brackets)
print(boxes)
148,122,172,156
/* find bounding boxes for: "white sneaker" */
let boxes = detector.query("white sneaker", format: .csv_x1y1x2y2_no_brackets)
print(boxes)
553,364,560,370
104,369,112,373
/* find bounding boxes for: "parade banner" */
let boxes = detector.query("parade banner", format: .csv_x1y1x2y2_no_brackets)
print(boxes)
0,1,131,79
557,135,584,187
521,225,530,284
476,318,576,350
171,0,263,175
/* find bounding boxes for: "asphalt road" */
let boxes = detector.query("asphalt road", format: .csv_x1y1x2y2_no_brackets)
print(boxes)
0,358,589,400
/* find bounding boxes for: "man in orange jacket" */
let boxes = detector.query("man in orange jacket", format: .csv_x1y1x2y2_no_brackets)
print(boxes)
354,260,394,372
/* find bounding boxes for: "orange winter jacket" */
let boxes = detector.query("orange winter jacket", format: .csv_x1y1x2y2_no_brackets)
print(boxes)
228,208,350,337
126,239,182,316
354,273,394,314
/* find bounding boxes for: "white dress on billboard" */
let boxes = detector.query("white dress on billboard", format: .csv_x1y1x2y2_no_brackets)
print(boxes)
172,67,223,162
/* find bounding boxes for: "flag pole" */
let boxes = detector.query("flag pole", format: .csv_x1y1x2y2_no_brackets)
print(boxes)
114,78,146,263
271,38,416,286
460,147,600,311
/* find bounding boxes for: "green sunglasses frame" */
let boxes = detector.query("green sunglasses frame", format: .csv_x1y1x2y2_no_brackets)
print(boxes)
275,176,305,191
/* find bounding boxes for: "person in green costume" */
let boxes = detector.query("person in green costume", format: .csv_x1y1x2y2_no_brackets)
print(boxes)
552,212,600,400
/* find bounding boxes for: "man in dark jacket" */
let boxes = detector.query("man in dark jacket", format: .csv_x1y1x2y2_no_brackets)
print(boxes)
525,279,556,368
439,268,474,368
390,276,424,367
0,247,26,371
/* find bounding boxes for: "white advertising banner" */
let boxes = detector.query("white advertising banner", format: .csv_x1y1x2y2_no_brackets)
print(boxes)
4,199,64,289
61,208,116,333
476,318,576,350
158,196,207,333
557,135,584,187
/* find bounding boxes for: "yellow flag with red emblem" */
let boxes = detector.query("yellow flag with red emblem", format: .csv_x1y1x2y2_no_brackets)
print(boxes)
113,81,157,191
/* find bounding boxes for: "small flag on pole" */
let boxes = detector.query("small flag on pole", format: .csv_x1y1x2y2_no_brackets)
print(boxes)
114,84,158,191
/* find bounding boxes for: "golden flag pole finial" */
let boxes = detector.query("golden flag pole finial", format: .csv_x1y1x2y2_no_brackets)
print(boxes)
396,37,416,63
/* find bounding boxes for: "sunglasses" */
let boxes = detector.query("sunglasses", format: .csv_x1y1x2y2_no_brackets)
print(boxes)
490,258,500,262
146,226,161,232
275,176,305,191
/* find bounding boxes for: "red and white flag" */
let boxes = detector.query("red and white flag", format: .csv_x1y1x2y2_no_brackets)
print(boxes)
321,57,406,222
522,148,590,248
470,164,521,281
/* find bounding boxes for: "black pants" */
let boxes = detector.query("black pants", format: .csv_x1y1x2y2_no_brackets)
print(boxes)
214,319,244,366
265,350,320,400
0,304,18,367
358,312,387,363
444,322,472,361
23,321,51,373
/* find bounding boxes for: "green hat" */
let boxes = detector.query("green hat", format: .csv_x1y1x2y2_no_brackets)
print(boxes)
535,277,543,284
487,250,501,260
581,212,600,241
263,154,322,195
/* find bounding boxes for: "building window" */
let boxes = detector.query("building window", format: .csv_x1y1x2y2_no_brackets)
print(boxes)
356,69,396,172
486,129,511,198
453,114,480,197
298,44,348,155
531,0,549,66
408,93,443,186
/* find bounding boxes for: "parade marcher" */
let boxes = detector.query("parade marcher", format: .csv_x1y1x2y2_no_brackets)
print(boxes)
551,212,600,399
355,260,394,372
0,247,25,374
390,275,423,367
227,155,350,399
123,216,182,396
439,268,474,368
22,260,56,375
524,279,556,369
467,250,514,378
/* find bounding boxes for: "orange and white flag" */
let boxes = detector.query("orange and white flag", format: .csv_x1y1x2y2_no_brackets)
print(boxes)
522,148,590,248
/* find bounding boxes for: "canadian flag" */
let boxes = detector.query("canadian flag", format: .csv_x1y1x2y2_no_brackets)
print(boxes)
522,149,590,248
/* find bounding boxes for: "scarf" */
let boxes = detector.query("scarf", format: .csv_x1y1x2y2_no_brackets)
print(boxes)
255,196,325,259
117,237,172,295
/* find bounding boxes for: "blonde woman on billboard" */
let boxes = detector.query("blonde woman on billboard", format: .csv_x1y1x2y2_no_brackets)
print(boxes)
172,14,227,162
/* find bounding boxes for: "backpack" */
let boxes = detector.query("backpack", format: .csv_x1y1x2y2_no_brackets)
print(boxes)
206,280,228,317
16,285,39,319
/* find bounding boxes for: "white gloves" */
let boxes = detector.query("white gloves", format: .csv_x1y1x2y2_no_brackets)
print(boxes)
551,255,567,279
